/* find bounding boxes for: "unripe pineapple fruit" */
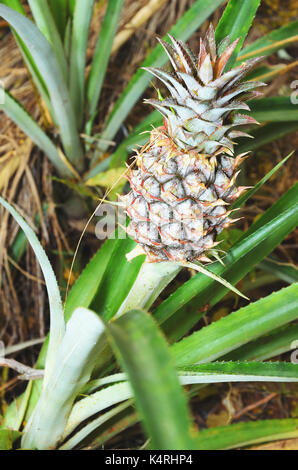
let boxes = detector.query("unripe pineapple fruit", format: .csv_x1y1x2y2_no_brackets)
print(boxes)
123,24,264,263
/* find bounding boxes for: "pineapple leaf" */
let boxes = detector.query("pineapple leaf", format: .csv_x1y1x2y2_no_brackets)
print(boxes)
21,307,106,450
238,20,298,62
179,361,298,382
86,0,124,131
215,0,261,70
0,196,64,385
0,4,84,171
232,151,294,209
178,261,249,300
0,90,73,178
246,97,298,122
259,256,298,285
223,323,298,361
195,419,298,450
0,428,22,450
48,0,68,39
106,309,196,450
171,283,298,366
0,0,51,111
69,0,95,128
27,0,68,81
62,308,195,450
236,121,298,155
90,238,145,321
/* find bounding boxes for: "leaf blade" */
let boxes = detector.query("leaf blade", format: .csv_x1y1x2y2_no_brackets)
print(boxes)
107,309,195,450
215,0,261,69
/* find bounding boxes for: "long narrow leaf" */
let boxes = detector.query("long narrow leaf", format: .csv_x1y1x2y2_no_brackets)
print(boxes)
0,90,73,178
238,20,298,62
247,97,298,122
259,256,298,285
236,121,298,155
224,324,298,361
90,237,145,320
22,307,105,450
0,0,52,111
63,382,133,439
196,419,298,450
107,309,195,450
86,0,124,129
69,0,94,128
214,0,261,69
0,0,24,14
48,0,68,39
179,362,298,382
0,5,84,170
171,283,298,366
232,151,294,209
27,0,68,81
60,400,133,450
0,196,64,383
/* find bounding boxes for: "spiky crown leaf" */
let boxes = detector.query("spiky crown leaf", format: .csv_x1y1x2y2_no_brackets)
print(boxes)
143,24,264,156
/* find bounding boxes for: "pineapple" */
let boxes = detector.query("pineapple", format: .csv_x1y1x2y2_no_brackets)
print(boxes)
123,24,264,263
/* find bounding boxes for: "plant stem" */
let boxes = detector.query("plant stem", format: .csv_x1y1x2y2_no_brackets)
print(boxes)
115,261,181,318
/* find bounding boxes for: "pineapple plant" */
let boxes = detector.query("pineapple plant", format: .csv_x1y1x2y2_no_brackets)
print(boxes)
124,25,264,263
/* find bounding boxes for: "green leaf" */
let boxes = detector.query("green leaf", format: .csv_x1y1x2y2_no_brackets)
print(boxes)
85,166,126,188
86,0,124,129
107,309,195,450
60,400,133,450
179,362,298,383
0,196,64,383
92,0,225,161
223,323,298,361
180,261,249,300
214,0,261,69
63,231,126,322
238,20,298,62
0,0,52,112
248,97,298,122
18,231,127,425
0,428,21,450
196,419,298,450
259,256,298,285
90,238,145,321
236,121,298,155
244,182,298,237
154,184,298,339
0,90,73,178
48,0,68,39
28,0,68,81
232,151,294,209
3,382,33,431
63,381,133,440
171,283,298,366
21,307,106,450
69,0,94,128
0,0,24,14
0,5,84,171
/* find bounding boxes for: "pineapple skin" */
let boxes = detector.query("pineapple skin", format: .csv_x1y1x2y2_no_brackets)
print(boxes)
123,25,264,263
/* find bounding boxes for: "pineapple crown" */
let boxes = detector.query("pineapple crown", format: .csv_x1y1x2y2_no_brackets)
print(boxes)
143,24,265,156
